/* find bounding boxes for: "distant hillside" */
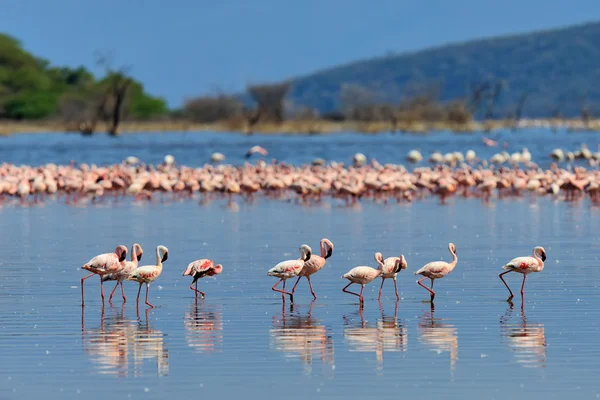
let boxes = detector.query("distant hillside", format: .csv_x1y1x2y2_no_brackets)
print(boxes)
288,22,600,117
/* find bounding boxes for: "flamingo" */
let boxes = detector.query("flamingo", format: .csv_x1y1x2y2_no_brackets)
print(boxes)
81,245,128,306
499,246,546,301
127,245,169,308
414,243,458,301
102,243,143,303
378,254,408,301
267,244,312,302
291,238,334,300
182,259,223,299
246,145,268,158
341,252,385,306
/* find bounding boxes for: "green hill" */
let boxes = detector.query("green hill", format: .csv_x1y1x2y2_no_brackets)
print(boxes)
289,21,600,117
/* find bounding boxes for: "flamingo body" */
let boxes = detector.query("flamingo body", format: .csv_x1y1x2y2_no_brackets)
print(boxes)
341,252,385,305
80,245,127,305
378,255,407,300
183,259,223,299
292,238,333,299
268,245,312,302
127,245,169,308
414,243,458,301
499,246,546,301
102,243,143,303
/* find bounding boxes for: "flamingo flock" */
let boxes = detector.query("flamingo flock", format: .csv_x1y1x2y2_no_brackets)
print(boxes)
1,149,599,206
81,239,546,309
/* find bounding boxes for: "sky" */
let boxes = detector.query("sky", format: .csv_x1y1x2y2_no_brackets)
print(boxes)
2,0,599,107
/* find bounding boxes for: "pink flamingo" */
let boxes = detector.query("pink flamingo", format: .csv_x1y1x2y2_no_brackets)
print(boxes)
379,254,408,301
268,245,312,302
246,145,268,158
102,243,143,303
499,246,546,301
414,243,458,301
341,252,385,306
127,245,169,308
291,238,334,299
182,259,223,299
81,245,128,306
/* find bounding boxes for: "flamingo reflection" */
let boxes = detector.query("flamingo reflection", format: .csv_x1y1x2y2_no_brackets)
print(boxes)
184,301,223,353
342,302,407,367
417,306,458,371
500,301,546,368
81,306,169,377
270,301,334,373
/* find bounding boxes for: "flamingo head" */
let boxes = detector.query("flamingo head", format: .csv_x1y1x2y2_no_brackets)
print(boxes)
299,244,312,262
448,243,457,256
157,245,169,263
115,245,128,262
534,246,546,261
132,243,143,262
321,238,334,259
374,252,384,268
397,255,408,271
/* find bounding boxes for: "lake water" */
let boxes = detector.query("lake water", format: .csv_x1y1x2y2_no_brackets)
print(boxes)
0,131,599,399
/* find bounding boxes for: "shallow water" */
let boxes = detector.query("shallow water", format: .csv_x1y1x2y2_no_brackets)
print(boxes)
0,129,598,168
1,194,599,399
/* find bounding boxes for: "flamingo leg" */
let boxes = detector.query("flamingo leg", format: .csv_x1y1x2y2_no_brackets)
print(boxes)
109,282,119,303
378,278,386,300
120,282,127,303
145,284,154,308
393,277,400,301
306,276,317,300
81,273,94,306
99,276,105,303
191,281,205,299
359,285,365,305
520,274,527,296
136,282,142,304
272,279,293,302
342,282,362,304
499,270,514,300
291,276,302,295
418,277,435,301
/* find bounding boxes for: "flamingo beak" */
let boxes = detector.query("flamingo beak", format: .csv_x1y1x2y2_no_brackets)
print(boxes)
119,252,127,262
137,253,142,262
162,252,168,262
541,252,546,261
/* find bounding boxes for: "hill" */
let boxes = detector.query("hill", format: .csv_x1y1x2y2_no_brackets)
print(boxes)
288,21,600,117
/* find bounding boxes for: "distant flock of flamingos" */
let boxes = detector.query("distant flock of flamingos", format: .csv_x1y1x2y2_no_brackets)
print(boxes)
1,142,599,206
81,239,546,308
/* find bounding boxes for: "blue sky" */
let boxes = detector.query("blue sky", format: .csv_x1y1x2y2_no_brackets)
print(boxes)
2,0,599,107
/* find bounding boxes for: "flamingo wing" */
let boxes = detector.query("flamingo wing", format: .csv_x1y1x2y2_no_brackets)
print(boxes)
128,265,160,282
268,260,303,278
184,259,213,276
503,256,539,273
82,252,119,274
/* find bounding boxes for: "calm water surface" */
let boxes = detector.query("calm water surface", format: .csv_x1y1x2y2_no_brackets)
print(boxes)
0,131,599,399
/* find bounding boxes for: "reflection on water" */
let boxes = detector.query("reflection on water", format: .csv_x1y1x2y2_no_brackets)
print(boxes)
500,302,547,368
343,302,407,368
184,300,223,353
270,302,334,374
82,306,169,377
417,307,458,371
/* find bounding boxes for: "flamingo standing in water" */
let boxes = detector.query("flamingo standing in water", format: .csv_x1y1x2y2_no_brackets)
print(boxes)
341,252,385,306
81,245,128,306
499,246,546,301
102,243,143,303
268,245,312,302
379,254,408,301
414,243,458,301
127,245,169,308
291,238,334,300
182,259,223,299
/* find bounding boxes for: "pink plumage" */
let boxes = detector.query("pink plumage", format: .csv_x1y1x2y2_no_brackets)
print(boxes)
378,255,408,301
341,252,385,306
291,238,334,300
183,259,223,299
102,243,143,303
80,245,128,306
127,245,169,308
414,243,458,302
268,245,312,302
499,246,546,301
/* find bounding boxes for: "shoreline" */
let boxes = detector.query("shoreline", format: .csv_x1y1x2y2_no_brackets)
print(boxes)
1,118,600,136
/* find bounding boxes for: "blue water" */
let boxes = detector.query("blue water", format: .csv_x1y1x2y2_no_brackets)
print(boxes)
0,131,599,399
0,129,598,167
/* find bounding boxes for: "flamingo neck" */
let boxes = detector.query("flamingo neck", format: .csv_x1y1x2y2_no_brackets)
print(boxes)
449,251,458,271
155,248,162,266
532,250,543,266
320,240,327,258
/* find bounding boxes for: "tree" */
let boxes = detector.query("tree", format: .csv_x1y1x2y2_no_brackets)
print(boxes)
247,81,290,123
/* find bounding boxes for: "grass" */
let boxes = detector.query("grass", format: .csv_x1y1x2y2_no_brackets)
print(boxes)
1,118,600,136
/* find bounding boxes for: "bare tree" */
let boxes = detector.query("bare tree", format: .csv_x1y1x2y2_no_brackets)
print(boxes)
247,81,290,123
95,51,133,136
